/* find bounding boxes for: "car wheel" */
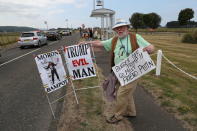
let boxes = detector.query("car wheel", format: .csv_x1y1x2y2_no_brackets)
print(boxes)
37,41,41,47
20,46,24,49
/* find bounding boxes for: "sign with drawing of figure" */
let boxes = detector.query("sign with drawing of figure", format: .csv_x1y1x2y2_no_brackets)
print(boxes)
112,48,156,86
35,50,68,93
64,43,96,80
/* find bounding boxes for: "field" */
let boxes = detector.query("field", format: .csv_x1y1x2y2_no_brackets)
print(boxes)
0,32,20,47
130,27,197,33
140,33,197,130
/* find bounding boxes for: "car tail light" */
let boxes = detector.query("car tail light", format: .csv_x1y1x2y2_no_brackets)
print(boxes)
33,37,38,40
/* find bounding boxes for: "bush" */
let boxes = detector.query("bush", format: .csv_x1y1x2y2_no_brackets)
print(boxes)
182,29,197,44
192,29,197,41
177,106,191,114
182,33,194,43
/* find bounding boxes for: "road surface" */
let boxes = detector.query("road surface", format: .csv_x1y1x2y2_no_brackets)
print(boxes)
0,33,80,131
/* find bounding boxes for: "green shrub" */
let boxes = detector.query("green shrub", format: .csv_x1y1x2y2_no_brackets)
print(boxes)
182,29,197,44
182,33,194,43
192,29,197,41
177,106,191,114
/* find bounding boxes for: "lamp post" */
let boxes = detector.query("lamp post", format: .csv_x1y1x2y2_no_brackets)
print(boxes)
65,19,68,29
96,0,104,8
44,21,48,30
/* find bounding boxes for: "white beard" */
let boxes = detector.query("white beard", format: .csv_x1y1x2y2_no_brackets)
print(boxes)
117,31,128,38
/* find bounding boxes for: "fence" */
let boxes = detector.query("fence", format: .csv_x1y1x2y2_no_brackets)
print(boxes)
155,50,197,80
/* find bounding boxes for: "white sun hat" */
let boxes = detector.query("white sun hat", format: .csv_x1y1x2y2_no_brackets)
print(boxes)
112,18,130,30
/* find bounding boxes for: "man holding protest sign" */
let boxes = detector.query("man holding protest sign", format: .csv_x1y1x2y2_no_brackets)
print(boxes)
79,19,154,124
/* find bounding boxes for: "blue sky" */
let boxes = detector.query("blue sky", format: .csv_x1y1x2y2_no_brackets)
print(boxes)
0,0,196,29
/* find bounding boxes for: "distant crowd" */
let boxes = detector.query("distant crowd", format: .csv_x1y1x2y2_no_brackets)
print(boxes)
79,28,101,40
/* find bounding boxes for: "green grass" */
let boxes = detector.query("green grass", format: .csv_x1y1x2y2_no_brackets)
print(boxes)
0,32,20,46
140,32,197,129
73,76,106,130
130,27,197,33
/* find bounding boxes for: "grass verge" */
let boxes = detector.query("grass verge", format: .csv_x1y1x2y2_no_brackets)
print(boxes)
140,33,197,130
57,67,134,131
0,33,20,46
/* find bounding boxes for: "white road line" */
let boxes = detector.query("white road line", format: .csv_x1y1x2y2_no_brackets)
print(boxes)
0,48,41,67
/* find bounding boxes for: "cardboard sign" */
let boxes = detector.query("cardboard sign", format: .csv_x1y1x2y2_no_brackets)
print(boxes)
64,44,96,80
112,48,156,86
35,50,68,93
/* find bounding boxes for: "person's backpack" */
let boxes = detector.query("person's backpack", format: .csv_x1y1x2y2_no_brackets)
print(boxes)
110,33,139,67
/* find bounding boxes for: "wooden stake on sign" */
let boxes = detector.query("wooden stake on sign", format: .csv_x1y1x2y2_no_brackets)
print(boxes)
61,47,79,104
70,80,79,104
46,94,56,119
156,50,162,76
89,43,102,86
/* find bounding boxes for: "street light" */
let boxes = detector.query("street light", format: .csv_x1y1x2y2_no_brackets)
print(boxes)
44,21,48,30
65,19,68,29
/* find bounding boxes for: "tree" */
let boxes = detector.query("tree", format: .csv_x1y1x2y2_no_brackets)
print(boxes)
129,13,144,32
166,21,180,28
143,13,161,29
178,8,194,26
166,21,197,28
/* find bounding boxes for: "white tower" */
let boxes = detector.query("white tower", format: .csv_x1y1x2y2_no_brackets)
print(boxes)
91,0,115,40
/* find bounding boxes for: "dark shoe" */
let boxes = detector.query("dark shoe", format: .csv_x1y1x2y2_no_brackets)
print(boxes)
125,115,136,118
106,115,121,124
123,113,136,118
125,115,136,120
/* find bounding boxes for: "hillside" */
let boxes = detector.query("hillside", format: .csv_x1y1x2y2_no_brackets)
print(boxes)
0,26,38,32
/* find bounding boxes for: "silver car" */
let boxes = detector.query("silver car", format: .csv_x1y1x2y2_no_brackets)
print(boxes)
18,31,47,49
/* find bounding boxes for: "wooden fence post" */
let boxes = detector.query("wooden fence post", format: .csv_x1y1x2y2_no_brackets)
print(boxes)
156,50,162,76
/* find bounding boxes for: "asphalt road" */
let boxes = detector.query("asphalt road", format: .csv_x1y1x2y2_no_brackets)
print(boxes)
0,33,80,131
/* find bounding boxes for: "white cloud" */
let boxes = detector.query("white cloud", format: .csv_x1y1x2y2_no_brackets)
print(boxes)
0,0,90,28
0,2,41,17
0,0,85,8
0,0,87,17
0,0,76,7
48,9,65,15
73,0,87,8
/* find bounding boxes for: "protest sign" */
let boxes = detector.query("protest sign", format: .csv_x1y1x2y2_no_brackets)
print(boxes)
64,44,96,80
35,50,68,93
112,48,156,86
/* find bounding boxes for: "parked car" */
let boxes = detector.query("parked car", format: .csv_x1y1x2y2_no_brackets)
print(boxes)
46,31,61,40
60,30,71,36
68,29,72,35
18,31,47,49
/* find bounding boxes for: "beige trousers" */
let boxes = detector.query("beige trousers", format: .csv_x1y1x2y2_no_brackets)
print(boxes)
114,80,139,120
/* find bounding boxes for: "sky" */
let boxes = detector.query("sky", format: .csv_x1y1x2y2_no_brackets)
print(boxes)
0,0,196,29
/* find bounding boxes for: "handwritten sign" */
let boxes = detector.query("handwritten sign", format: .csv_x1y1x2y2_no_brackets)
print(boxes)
64,44,96,80
35,50,68,93
112,48,156,86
